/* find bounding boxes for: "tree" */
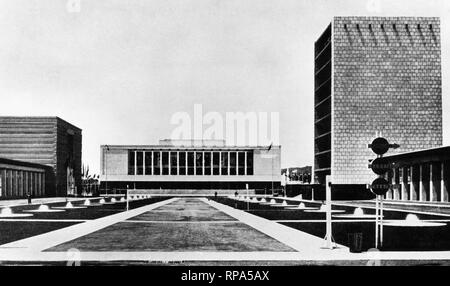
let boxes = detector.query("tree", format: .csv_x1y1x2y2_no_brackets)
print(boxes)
82,163,99,196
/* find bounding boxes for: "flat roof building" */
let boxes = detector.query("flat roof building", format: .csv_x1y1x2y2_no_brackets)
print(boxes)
314,17,443,193
0,117,82,197
100,140,281,193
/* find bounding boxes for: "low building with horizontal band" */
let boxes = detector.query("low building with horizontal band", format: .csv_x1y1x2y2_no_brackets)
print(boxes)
100,140,281,194
383,146,450,203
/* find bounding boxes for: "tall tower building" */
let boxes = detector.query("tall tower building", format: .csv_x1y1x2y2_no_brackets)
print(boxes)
314,17,442,190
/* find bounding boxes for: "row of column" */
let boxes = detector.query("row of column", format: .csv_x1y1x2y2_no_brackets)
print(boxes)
0,169,45,198
385,161,450,202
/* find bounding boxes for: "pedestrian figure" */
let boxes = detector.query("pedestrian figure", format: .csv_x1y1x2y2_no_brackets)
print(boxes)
214,191,218,198
234,191,238,197
26,192,32,204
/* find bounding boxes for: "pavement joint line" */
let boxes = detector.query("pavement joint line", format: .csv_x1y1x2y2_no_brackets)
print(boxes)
0,198,179,252
0,219,89,222
332,202,450,218
1,250,450,262
201,198,350,255
0,197,99,208
346,200,450,208
125,220,241,224
273,219,450,223
271,197,450,218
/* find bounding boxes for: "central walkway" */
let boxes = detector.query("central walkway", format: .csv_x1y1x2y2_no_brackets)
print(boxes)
46,198,295,252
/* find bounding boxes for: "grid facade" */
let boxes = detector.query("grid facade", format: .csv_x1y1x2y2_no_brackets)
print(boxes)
127,150,254,176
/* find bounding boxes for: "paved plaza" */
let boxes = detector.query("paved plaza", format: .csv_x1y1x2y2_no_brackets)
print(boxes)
1,196,450,265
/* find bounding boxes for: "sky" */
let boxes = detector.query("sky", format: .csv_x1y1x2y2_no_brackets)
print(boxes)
1,0,450,174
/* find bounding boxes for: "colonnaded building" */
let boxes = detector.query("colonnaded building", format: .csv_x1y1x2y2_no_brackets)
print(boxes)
314,16,443,197
100,140,281,194
383,146,449,203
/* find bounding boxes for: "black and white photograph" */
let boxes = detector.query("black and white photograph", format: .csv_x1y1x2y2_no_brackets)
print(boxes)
0,0,450,276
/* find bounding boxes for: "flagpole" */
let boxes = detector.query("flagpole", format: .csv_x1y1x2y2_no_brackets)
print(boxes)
105,146,109,196
271,154,274,195
266,142,274,196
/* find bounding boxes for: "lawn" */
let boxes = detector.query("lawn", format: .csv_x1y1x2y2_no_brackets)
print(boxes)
0,197,169,245
0,221,77,245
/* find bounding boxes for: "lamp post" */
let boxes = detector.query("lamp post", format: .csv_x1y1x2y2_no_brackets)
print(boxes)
246,184,249,211
323,175,334,249
134,151,137,190
271,154,274,195
126,188,129,211
265,143,275,196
